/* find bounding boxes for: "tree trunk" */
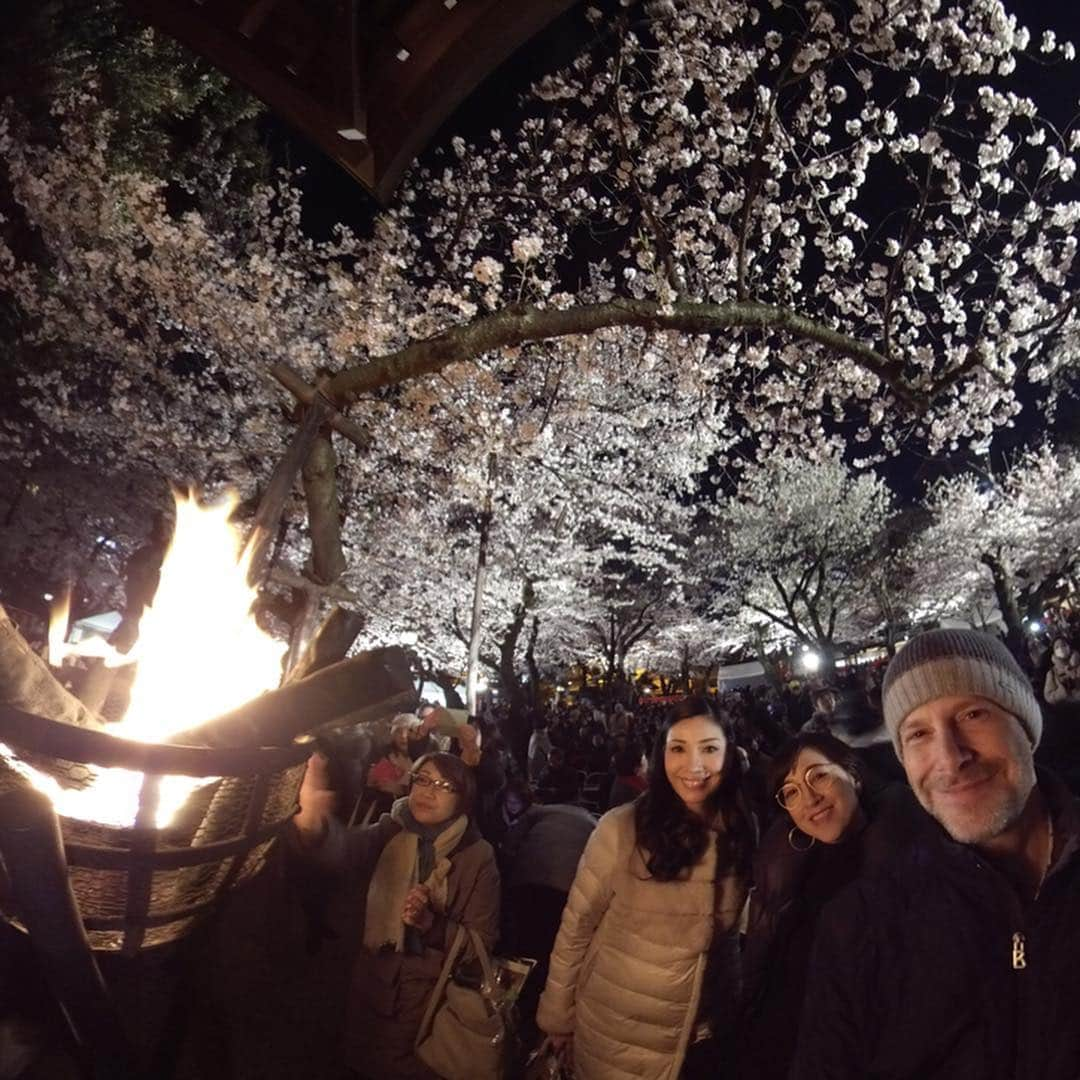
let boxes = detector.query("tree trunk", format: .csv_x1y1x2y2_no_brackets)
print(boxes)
752,626,784,693
816,640,837,680
679,644,691,694
525,615,541,710
3,472,28,528
980,551,1033,668
284,589,321,675
301,427,346,585
465,455,497,716
431,671,466,710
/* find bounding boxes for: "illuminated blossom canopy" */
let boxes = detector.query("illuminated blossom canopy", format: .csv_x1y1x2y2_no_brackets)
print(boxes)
1,0,1077,678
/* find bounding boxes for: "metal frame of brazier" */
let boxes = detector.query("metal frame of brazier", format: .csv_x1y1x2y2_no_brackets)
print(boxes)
0,704,310,955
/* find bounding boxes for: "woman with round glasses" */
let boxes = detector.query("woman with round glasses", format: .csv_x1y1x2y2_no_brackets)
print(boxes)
536,696,757,1079
736,731,916,1080
293,750,499,1079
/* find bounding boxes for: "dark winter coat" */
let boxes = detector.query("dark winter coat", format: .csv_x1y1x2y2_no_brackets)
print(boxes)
791,769,1080,1080
736,785,926,1080
306,812,500,1079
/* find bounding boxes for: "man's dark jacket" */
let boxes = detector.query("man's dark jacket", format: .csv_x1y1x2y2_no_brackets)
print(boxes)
792,769,1080,1080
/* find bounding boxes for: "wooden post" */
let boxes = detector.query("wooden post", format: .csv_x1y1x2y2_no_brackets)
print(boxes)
244,398,332,588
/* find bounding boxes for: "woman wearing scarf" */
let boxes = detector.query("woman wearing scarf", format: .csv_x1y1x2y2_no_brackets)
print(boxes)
293,750,500,1079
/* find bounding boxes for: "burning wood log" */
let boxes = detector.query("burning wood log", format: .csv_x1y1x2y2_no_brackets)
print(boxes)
171,645,416,749
0,603,105,790
0,604,103,732
285,605,366,684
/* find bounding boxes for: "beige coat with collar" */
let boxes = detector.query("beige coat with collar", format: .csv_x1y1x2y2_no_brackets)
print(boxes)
537,803,744,1080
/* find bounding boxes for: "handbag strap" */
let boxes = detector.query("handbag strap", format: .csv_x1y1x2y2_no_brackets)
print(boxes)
466,926,498,997
416,922,468,1048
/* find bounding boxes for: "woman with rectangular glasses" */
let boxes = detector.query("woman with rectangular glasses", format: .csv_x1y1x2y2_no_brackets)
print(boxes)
293,749,499,1078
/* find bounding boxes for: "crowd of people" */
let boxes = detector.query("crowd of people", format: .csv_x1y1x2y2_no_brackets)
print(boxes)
292,621,1080,1080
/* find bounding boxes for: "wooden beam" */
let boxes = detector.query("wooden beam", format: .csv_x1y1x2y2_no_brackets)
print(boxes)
238,0,281,39
269,364,368,447
129,0,376,191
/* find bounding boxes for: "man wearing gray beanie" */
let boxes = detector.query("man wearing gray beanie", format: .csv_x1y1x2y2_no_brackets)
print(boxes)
793,628,1080,1080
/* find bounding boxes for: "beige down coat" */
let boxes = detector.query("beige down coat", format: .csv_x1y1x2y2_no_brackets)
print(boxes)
536,803,746,1080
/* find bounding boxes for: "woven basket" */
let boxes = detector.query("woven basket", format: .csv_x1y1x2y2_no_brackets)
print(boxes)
0,707,309,954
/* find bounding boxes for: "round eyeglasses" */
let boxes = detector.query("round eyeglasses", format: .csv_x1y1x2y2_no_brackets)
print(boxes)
775,762,847,810
410,772,458,795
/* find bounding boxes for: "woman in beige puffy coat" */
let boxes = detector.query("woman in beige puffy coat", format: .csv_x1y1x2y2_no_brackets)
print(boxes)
537,697,756,1079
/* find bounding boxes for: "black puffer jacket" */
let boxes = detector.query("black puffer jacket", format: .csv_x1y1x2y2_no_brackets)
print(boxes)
792,769,1080,1080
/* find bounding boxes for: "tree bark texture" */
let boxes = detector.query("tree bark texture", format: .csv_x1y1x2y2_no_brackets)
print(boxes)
301,428,346,586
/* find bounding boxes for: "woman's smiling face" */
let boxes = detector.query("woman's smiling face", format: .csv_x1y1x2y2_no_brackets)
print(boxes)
781,748,862,844
663,714,728,814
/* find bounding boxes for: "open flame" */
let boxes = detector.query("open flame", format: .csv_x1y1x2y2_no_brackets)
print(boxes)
2,491,286,828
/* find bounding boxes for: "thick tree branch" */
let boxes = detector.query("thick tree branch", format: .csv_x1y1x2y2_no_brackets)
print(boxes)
325,298,922,409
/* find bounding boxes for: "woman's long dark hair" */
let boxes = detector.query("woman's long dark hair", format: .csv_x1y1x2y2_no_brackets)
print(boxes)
634,696,757,882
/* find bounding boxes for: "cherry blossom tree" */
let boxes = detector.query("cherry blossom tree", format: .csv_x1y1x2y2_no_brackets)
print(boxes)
4,0,1078,477
905,443,1080,650
705,447,894,672
2,0,1079,679
626,613,734,695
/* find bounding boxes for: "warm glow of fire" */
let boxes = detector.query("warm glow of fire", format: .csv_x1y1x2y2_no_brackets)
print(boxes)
2,492,286,828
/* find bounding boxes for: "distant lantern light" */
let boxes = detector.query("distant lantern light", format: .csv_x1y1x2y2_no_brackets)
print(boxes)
396,47,410,62
801,651,821,673
1028,620,1043,633
43,592,54,601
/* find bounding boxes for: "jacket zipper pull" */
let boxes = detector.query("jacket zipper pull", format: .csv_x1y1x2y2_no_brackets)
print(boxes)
1011,932,1026,970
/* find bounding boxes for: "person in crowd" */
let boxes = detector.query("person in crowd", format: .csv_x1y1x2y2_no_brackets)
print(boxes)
737,732,922,1079
537,696,756,1079
1044,636,1080,705
607,703,631,740
469,719,508,822
802,686,838,733
536,746,581,805
365,714,417,802
292,751,499,1079
499,801,598,1031
528,718,554,783
607,743,648,808
481,776,533,856
584,732,613,775
794,629,1080,1080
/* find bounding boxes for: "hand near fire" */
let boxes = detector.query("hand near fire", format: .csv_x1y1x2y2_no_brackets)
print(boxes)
293,752,336,844
401,884,434,932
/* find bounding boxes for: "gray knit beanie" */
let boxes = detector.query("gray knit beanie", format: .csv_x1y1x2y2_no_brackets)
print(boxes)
882,629,1042,753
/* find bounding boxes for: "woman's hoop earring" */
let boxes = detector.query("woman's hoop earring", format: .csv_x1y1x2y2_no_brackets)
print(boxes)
788,827,815,851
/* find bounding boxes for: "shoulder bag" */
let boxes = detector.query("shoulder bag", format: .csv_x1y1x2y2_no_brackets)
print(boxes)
415,924,532,1079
